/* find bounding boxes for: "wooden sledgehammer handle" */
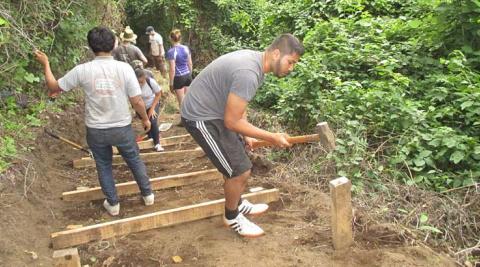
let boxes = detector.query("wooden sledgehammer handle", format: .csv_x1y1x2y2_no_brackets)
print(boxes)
251,134,320,149
250,122,336,151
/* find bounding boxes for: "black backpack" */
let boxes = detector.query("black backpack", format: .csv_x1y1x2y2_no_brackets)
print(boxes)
119,45,132,65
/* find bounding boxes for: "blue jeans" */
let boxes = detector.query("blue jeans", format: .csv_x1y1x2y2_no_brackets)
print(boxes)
146,104,160,145
86,124,152,205
136,103,160,145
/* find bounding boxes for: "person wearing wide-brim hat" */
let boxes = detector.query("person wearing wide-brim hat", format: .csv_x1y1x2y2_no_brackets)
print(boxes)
112,26,147,66
120,26,138,43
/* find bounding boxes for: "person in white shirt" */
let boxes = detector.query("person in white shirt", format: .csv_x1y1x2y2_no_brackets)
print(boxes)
146,26,167,79
135,68,164,152
34,27,155,216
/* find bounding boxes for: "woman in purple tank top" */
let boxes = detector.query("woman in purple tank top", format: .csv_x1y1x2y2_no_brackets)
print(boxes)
166,29,193,108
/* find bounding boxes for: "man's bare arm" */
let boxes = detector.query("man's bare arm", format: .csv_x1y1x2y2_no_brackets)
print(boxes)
34,50,63,96
224,93,290,147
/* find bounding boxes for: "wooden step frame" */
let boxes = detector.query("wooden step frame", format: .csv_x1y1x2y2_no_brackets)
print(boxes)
112,134,193,154
62,169,223,202
73,147,205,168
51,188,280,249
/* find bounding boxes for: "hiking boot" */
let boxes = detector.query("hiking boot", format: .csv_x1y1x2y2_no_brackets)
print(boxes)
143,193,154,206
103,199,120,216
238,199,269,216
224,213,265,237
154,144,164,152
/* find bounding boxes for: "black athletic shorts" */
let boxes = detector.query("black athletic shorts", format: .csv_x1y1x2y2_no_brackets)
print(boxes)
181,117,252,178
173,73,192,90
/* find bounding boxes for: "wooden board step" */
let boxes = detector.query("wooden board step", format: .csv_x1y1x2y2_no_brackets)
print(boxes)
51,188,280,249
72,147,205,169
112,134,193,154
62,169,223,202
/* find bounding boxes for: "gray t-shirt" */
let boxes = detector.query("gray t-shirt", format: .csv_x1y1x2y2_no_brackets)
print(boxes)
141,77,161,108
112,44,145,64
58,56,141,129
181,50,264,121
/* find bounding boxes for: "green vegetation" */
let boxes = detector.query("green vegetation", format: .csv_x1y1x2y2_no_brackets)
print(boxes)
0,0,123,171
0,0,477,259
131,0,480,191
250,0,480,192
2,0,479,190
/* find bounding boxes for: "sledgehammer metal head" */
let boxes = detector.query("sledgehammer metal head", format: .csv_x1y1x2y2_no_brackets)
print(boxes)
315,122,336,152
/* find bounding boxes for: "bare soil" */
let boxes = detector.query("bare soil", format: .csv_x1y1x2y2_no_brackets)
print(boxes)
0,89,456,266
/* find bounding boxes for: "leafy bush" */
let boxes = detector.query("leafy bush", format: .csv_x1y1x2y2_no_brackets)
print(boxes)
244,0,480,190
0,0,124,172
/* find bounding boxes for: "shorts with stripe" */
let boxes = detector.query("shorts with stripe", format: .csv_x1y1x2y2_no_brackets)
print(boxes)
181,117,252,178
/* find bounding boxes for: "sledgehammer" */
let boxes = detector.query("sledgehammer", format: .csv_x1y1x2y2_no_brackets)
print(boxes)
251,122,336,151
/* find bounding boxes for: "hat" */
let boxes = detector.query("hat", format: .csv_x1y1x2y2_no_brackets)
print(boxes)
145,26,155,34
131,60,144,69
120,26,137,43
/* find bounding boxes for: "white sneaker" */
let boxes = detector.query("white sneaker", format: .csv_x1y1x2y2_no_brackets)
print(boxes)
103,199,120,216
154,144,164,152
224,213,265,237
238,199,269,216
143,193,154,206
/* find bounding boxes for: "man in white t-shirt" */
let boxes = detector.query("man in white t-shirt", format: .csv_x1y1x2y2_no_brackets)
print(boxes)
146,26,167,79
34,27,155,216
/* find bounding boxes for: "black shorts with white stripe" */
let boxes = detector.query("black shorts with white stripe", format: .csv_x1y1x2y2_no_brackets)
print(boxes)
181,117,252,178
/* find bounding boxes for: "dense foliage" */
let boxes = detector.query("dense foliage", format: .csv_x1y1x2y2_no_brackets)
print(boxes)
125,0,480,191
2,0,479,191
0,0,124,171
251,0,480,192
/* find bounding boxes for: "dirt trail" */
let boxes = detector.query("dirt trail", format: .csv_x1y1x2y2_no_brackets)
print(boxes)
0,90,456,266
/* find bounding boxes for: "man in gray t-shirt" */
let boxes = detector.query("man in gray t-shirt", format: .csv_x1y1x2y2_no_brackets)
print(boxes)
35,27,155,216
112,26,148,67
181,34,304,237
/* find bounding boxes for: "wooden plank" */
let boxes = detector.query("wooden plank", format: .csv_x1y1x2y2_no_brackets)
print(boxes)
73,147,204,168
316,122,336,151
51,189,280,249
329,177,353,250
62,169,223,202
53,248,81,267
112,134,193,154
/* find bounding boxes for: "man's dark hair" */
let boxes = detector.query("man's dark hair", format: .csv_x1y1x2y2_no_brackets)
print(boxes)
87,27,115,53
135,68,146,79
267,34,304,57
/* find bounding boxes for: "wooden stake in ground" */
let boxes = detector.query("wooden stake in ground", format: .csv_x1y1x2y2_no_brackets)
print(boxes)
329,177,353,250
62,169,222,202
51,189,280,249
73,147,204,168
52,248,81,267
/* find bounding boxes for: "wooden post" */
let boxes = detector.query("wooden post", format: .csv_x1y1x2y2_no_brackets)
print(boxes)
329,177,353,250
52,248,81,267
316,122,336,151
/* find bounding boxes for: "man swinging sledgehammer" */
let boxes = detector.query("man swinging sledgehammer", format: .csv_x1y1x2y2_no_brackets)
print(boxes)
181,34,304,237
